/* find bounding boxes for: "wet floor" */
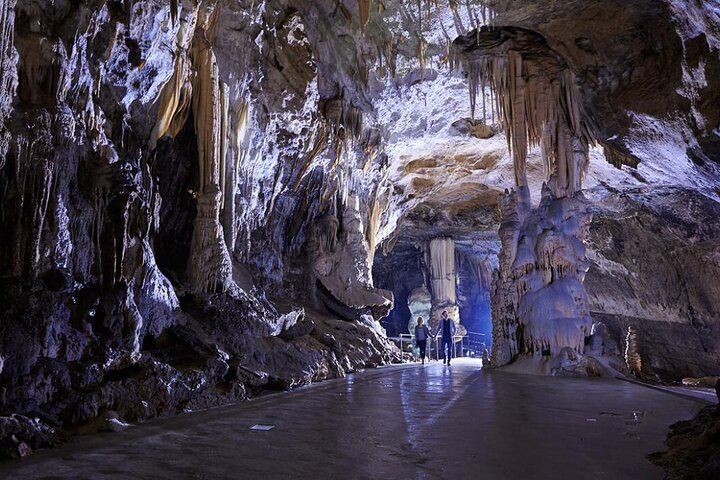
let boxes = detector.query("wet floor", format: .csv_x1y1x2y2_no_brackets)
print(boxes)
0,358,704,480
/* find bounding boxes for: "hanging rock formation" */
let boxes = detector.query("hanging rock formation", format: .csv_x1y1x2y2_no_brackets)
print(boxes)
425,237,462,335
307,194,393,321
0,2,719,473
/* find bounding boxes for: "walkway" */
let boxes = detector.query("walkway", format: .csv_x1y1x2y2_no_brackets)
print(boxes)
0,359,704,479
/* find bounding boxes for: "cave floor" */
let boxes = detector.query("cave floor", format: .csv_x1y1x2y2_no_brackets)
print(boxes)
0,358,705,480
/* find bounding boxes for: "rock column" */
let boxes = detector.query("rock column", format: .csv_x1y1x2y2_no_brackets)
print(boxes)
426,238,461,335
186,6,235,294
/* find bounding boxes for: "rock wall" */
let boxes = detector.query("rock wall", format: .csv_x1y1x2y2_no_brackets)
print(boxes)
586,186,720,380
0,0,719,462
0,0,405,457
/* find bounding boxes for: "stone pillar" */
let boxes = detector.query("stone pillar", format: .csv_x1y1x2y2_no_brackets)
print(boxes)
308,194,392,320
491,184,593,367
425,238,462,335
186,7,236,294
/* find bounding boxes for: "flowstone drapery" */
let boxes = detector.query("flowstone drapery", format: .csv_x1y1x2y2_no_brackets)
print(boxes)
491,185,593,366
453,26,597,366
149,3,236,294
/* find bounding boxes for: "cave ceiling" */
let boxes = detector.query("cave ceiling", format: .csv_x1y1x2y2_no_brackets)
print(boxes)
202,0,720,250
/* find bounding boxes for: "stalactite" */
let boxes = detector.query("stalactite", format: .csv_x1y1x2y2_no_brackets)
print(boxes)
149,55,192,150
426,237,456,306
307,194,392,318
219,82,229,210
223,99,249,253
358,0,371,34
148,1,199,149
451,28,601,361
423,237,462,335
365,187,388,267
599,141,640,169
466,254,493,292
0,0,16,112
453,27,597,197
0,0,17,165
170,0,178,26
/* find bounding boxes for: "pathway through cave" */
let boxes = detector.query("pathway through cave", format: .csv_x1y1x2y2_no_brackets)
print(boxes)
0,360,704,480
373,235,497,345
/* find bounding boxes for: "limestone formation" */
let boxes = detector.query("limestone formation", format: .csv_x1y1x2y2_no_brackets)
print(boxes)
490,184,593,366
0,3,719,476
423,237,467,339
307,194,393,320
406,286,431,335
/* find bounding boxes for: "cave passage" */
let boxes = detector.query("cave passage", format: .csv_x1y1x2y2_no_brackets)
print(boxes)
0,361,703,480
1,0,719,477
373,235,495,356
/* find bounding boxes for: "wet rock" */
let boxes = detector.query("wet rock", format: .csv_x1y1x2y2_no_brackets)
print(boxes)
551,348,608,378
681,377,720,389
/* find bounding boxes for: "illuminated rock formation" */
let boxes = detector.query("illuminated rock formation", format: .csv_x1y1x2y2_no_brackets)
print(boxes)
407,286,432,335
307,194,392,320
425,237,461,332
0,3,719,471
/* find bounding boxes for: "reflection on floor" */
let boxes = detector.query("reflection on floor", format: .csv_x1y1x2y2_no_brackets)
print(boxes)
0,358,704,480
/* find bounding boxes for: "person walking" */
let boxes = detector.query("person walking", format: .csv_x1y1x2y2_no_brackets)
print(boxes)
414,317,431,364
433,310,457,365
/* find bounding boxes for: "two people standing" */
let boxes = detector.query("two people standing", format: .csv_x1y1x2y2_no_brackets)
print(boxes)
414,310,457,365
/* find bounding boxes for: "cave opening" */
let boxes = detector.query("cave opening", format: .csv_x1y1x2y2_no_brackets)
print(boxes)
373,230,497,358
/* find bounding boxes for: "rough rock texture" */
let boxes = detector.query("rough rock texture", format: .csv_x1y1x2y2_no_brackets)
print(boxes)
585,185,720,380
0,1,719,473
490,185,593,367
0,0,406,455
650,405,720,480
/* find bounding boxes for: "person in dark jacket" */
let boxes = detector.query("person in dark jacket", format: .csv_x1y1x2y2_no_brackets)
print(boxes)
414,317,431,364
433,310,457,365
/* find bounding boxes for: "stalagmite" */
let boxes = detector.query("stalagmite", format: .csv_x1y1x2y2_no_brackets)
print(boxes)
453,26,599,367
307,194,392,319
490,184,593,366
625,326,642,376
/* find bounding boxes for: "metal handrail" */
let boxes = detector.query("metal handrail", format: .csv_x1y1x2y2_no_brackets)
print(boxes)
397,330,489,361
399,333,469,361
